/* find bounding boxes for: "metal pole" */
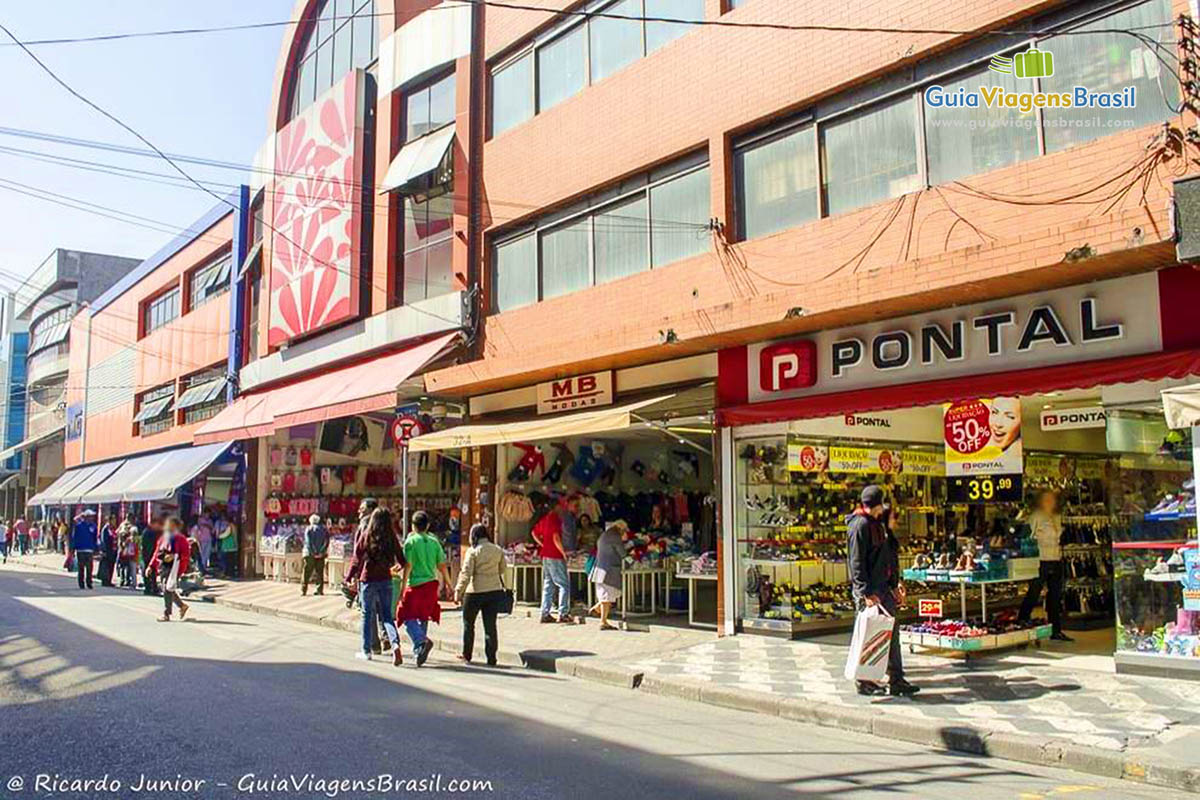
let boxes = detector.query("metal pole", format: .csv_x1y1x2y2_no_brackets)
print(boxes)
401,442,409,538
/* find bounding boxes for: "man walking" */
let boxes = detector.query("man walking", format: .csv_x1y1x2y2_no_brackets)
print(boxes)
141,517,160,596
396,511,451,667
15,517,29,555
72,510,99,590
846,485,918,697
531,507,571,624
301,514,329,596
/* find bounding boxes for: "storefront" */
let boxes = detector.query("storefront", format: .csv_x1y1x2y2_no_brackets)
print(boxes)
716,267,1200,678
411,361,720,626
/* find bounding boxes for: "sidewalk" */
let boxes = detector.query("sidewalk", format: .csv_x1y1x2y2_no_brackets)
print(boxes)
7,551,1199,792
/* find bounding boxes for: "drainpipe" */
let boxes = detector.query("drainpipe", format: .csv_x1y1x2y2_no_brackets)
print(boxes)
79,305,92,464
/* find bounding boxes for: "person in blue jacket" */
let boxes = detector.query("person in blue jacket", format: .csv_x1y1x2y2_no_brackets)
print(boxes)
72,510,99,590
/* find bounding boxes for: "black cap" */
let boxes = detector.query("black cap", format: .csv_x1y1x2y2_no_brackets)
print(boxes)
860,485,884,508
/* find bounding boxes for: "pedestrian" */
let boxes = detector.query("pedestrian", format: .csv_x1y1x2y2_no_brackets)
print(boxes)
148,516,190,622
15,516,29,555
214,514,237,577
454,523,507,666
0,519,7,563
1018,489,1072,642
588,522,625,630
71,510,99,590
353,499,386,655
191,513,214,575
141,517,160,596
345,507,404,665
301,513,328,596
117,516,139,589
397,510,450,667
97,514,118,587
531,507,571,624
846,485,918,697
56,516,69,554
29,521,41,553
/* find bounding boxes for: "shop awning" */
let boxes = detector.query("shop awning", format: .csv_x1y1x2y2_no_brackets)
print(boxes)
407,396,672,453
28,461,114,507
1163,383,1200,429
176,376,227,411
85,443,232,503
194,332,459,445
718,348,1200,427
60,460,125,505
0,425,66,462
378,126,455,195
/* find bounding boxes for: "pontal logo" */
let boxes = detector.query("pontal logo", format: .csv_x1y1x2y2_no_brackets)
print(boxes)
759,340,817,393
989,48,1054,79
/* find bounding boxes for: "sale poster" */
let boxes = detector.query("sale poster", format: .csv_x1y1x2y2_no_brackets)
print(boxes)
943,397,1023,476
1184,550,1200,612
788,439,924,475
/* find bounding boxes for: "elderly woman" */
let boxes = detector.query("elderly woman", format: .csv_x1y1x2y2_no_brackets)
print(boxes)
588,522,626,631
454,523,508,666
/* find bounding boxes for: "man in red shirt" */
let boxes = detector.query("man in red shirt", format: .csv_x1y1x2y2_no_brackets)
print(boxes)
532,506,571,623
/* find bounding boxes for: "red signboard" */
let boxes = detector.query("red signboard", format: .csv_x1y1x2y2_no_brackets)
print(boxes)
918,598,944,618
758,340,817,393
268,70,367,347
390,414,423,445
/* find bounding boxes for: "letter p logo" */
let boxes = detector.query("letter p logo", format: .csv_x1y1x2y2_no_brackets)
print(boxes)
759,340,816,393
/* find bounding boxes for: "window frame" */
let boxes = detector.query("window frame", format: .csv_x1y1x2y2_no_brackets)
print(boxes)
186,250,233,313
402,70,457,145
177,367,228,426
135,383,175,437
140,284,181,338
286,0,379,122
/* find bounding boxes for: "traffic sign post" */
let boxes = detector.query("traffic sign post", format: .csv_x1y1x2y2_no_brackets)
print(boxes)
392,414,422,537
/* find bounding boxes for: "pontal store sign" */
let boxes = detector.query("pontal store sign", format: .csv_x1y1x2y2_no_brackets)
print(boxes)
717,269,1200,423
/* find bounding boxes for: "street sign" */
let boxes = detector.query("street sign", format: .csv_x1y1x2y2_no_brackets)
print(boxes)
390,414,423,445
918,598,944,618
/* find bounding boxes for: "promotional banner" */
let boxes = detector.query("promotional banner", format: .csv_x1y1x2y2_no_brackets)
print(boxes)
944,397,1023,476
1184,550,1200,612
788,438,943,475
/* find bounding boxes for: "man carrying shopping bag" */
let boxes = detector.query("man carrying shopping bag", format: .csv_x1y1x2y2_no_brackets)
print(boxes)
846,486,919,697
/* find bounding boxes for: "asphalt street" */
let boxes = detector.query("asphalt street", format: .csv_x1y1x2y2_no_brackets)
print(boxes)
0,562,1189,800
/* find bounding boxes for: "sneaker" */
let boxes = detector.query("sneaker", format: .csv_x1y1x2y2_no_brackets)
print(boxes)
156,615,171,623
557,615,575,624
856,681,885,696
354,651,372,662
392,648,404,667
888,679,920,697
539,615,555,624
1050,632,1074,642
416,640,434,667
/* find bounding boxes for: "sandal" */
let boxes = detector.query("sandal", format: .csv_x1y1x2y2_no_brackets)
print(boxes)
599,623,617,631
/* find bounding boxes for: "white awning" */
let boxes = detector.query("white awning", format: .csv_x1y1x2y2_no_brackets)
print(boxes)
60,460,125,505
132,397,173,423
86,443,232,503
1163,384,1200,429
378,125,455,195
406,396,672,453
176,377,227,411
0,425,66,462
29,461,110,507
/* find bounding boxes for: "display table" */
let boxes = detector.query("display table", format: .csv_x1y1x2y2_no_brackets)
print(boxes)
900,624,1052,657
326,555,348,587
620,567,668,618
674,568,718,629
912,573,1033,620
259,552,303,583
506,562,541,604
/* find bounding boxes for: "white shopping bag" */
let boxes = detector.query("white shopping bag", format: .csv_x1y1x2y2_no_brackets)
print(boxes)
843,605,894,683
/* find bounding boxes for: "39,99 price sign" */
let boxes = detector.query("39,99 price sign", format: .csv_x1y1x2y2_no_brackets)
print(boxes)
947,474,1023,504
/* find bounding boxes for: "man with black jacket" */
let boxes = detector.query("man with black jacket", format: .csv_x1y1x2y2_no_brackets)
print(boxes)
846,485,919,697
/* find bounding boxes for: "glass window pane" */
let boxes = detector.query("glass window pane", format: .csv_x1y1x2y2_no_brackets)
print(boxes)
540,218,591,300
428,73,457,132
646,0,703,53
650,166,710,267
403,248,427,303
736,126,817,240
405,87,429,143
925,66,1040,184
297,54,317,115
424,239,455,299
405,195,453,251
822,96,919,216
1041,0,1177,153
492,54,534,136
537,25,586,112
316,2,335,95
495,235,538,312
594,195,649,284
352,0,375,70
332,0,354,81
589,0,644,83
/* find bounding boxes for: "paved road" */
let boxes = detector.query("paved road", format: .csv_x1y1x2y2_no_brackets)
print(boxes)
0,563,1188,800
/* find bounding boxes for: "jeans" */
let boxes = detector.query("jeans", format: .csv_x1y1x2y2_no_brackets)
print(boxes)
302,556,325,593
404,618,429,654
76,551,94,589
118,560,135,587
462,590,504,664
1019,560,1065,634
540,558,570,618
198,540,212,575
220,550,235,577
0,540,7,562
163,588,186,618
360,580,399,654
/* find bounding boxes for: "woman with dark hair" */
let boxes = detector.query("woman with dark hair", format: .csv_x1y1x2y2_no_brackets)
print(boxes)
453,523,507,666
346,507,405,665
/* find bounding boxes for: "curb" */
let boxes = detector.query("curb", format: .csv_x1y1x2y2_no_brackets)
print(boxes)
179,583,1200,793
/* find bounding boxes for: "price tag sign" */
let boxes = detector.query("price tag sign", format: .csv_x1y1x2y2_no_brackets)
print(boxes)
918,598,944,618
390,414,423,445
947,474,1023,504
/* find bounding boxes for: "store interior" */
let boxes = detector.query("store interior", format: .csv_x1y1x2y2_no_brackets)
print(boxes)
733,382,1198,671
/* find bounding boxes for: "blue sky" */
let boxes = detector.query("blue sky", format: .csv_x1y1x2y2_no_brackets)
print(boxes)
0,1,295,289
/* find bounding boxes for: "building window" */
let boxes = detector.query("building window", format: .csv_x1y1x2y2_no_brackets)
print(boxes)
404,72,456,143
141,286,180,336
402,194,455,303
134,384,175,436
28,305,73,354
245,262,261,364
492,155,710,312
177,368,228,425
490,0,704,136
288,0,377,121
188,252,233,312
735,124,818,240
821,96,919,217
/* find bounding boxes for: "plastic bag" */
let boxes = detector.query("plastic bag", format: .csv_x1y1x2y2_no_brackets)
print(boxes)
843,604,894,683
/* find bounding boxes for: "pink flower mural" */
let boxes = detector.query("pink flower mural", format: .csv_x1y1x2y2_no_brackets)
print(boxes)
268,71,365,347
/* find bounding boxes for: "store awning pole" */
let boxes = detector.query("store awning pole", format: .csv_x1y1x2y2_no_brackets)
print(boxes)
631,414,712,456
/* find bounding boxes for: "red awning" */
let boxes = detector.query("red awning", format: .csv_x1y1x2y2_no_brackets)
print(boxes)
717,348,1200,427
195,332,459,444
